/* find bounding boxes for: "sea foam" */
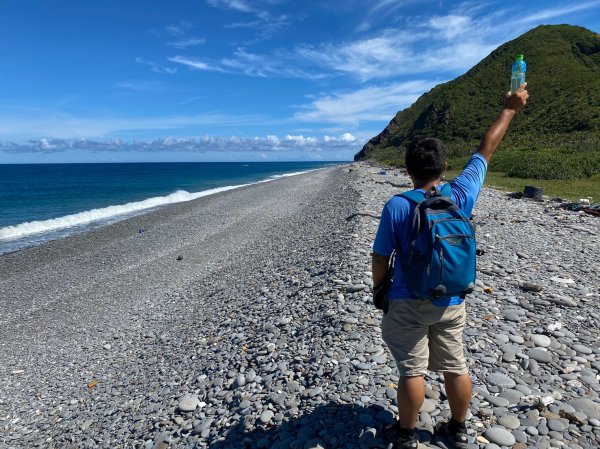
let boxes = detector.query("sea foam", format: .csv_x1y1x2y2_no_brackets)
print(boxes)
0,169,316,242
0,185,247,241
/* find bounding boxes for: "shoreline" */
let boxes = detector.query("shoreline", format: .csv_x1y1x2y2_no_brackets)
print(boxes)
0,165,335,256
2,162,600,448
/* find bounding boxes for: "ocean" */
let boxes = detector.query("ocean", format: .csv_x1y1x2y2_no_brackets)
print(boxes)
0,161,339,255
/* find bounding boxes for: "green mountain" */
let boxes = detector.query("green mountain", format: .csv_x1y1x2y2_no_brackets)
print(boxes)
355,25,600,179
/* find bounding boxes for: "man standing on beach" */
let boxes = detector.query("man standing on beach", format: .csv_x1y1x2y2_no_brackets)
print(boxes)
371,84,529,449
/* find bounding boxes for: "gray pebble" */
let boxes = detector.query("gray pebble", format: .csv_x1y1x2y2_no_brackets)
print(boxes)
484,427,516,446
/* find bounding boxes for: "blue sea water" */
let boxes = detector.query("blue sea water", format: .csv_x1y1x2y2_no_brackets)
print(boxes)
0,161,339,255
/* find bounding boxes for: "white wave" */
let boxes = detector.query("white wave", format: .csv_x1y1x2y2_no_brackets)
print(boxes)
0,185,249,241
0,167,325,243
269,170,317,179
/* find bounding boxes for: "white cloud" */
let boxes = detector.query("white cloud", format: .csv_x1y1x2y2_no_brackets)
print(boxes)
170,49,327,79
116,81,163,91
168,56,214,71
295,80,440,125
285,135,318,145
207,0,291,44
167,37,205,49
166,12,497,81
0,109,269,139
428,15,472,40
1,133,363,154
164,21,197,37
295,23,497,81
135,57,177,74
38,138,56,150
206,0,254,13
207,2,599,83
514,0,600,24
225,13,290,43
266,134,280,145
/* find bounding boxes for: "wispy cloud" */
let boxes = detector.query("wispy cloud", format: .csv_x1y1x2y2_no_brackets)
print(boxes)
225,12,290,43
169,49,327,79
513,0,600,24
188,2,598,83
170,11,497,82
206,0,254,13
0,109,270,140
165,21,195,36
162,22,205,50
135,57,178,74
0,133,361,154
428,15,473,40
354,0,437,31
295,80,440,125
168,56,215,71
167,37,206,49
207,0,291,44
295,26,497,81
116,81,163,92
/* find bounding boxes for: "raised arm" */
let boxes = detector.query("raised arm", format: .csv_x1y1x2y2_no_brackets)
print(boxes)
477,83,529,163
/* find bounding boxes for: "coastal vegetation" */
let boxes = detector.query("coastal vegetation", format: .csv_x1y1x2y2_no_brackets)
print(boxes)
355,25,600,199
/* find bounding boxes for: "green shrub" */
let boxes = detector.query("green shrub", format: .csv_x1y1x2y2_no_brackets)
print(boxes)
489,147,600,179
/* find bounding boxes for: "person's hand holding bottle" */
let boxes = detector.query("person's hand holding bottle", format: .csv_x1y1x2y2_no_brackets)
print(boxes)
504,82,529,114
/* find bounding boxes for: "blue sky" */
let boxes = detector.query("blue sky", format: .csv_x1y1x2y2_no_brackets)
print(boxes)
1,0,599,163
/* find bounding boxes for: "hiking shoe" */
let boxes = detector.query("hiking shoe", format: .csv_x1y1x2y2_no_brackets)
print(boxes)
434,419,469,448
384,422,419,449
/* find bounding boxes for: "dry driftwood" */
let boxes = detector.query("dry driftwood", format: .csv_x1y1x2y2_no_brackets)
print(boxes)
375,180,412,188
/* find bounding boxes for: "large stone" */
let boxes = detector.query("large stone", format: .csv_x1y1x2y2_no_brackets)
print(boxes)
260,410,274,424
572,344,593,355
420,398,436,413
177,395,202,413
485,395,510,407
498,389,523,406
527,348,553,363
531,334,551,348
484,427,516,446
498,415,521,429
568,398,600,420
487,373,516,388
547,419,567,432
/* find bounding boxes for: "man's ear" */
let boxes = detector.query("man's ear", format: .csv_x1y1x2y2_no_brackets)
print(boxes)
444,161,448,171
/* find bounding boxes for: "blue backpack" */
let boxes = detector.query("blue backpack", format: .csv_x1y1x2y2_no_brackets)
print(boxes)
399,184,476,299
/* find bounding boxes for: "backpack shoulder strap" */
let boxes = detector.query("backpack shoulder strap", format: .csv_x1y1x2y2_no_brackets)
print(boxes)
399,190,426,204
400,184,452,203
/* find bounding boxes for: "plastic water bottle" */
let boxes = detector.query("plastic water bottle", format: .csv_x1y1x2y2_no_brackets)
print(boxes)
511,54,526,94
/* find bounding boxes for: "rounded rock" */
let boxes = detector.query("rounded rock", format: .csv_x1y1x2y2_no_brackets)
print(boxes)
178,395,201,413
527,348,553,363
498,415,521,429
260,410,274,424
487,373,516,388
420,399,436,413
547,419,567,432
531,334,551,348
484,427,516,447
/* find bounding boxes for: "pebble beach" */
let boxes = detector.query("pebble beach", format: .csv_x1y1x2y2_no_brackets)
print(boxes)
1,163,600,449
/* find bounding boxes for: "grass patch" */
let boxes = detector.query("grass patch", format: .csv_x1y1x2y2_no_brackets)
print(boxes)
445,169,600,202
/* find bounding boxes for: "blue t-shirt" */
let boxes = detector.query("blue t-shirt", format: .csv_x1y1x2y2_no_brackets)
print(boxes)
373,153,488,307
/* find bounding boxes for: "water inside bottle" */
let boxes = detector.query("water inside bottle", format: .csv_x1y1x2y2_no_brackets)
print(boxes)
511,74,525,95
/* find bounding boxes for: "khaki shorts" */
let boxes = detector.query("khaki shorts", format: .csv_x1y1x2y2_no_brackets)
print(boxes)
381,299,467,377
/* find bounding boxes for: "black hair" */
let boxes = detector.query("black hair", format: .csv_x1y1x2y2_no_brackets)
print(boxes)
405,137,446,182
